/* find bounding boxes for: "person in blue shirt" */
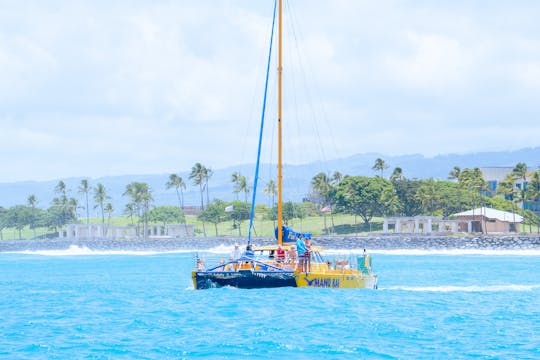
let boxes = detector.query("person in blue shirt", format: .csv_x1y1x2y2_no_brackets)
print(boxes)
296,234,309,272
245,244,255,257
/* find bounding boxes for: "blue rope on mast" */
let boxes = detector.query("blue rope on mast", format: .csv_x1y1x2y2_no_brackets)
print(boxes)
247,0,277,245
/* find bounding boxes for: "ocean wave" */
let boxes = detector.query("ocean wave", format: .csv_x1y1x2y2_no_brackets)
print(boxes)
205,244,237,254
6,245,195,256
384,284,540,292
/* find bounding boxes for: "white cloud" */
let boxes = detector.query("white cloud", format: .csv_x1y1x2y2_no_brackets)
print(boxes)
0,0,539,182
513,61,540,89
383,31,474,91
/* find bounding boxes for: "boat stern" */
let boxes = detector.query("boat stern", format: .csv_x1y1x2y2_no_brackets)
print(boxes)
191,270,199,289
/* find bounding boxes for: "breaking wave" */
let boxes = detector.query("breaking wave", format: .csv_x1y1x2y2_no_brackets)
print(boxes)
6,245,194,256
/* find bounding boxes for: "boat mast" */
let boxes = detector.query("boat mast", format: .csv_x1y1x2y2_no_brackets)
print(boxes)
277,0,283,245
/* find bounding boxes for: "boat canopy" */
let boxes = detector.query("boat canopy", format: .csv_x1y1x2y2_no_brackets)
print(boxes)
275,225,311,244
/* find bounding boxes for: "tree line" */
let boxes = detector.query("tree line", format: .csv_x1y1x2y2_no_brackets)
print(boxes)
1,159,539,239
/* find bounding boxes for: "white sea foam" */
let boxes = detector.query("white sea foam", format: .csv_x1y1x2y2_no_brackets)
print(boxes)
384,284,540,292
205,244,236,254
6,244,235,256
8,245,195,256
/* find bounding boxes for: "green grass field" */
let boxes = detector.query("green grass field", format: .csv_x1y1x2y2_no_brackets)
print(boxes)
190,213,383,237
0,213,384,240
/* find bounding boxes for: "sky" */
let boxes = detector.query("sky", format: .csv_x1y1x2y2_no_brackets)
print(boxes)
1,0,539,182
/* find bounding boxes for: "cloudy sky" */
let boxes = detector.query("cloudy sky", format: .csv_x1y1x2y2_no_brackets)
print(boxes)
1,0,539,182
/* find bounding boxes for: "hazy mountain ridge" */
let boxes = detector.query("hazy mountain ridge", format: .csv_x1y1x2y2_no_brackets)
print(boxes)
1,147,539,215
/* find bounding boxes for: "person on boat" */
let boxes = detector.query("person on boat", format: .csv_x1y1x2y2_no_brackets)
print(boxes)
304,238,312,270
296,234,309,272
196,258,204,271
245,244,255,258
276,244,285,263
287,245,296,264
231,243,241,259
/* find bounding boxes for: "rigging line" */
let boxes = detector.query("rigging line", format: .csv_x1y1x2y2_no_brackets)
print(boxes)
248,0,277,245
286,1,338,170
239,7,274,168
284,1,301,161
286,1,325,164
263,80,277,209
284,0,302,167
256,73,277,207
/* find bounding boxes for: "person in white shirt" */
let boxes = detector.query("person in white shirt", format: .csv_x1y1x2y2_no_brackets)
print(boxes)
231,243,241,259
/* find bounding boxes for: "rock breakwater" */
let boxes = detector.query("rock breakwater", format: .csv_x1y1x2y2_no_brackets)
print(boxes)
1,235,539,253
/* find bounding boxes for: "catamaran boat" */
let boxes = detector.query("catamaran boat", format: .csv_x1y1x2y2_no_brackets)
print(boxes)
192,0,377,289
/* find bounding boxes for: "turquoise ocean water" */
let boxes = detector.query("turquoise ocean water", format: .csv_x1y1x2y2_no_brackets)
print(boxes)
1,246,539,359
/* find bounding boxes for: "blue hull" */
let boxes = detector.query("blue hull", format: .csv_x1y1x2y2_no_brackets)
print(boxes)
193,270,296,289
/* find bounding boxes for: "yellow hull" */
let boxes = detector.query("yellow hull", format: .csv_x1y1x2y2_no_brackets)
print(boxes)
294,271,377,289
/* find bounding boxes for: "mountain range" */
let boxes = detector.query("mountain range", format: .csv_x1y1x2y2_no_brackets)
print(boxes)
1,147,539,215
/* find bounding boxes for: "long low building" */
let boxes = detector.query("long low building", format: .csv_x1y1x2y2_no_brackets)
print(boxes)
60,223,194,240
383,216,462,234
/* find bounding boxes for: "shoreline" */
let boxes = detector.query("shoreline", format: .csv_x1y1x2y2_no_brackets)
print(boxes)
1,235,539,252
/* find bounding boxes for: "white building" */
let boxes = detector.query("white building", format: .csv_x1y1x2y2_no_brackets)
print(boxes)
383,216,463,234
480,166,539,213
60,223,194,240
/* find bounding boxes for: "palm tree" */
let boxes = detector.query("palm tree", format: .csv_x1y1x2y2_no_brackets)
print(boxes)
166,173,188,234
123,182,153,238
448,166,462,210
123,203,136,226
165,174,186,209
311,172,333,234
55,180,67,198
448,166,461,181
331,171,343,185
526,170,540,233
458,168,487,229
69,197,78,223
190,163,207,211
78,179,91,224
231,171,242,200
497,174,518,231
472,168,488,232
372,158,389,178
512,162,529,232
264,179,277,227
27,194,37,238
414,179,440,216
53,180,72,225
104,203,114,232
238,175,251,203
390,167,405,182
93,183,109,225
264,180,277,207
203,167,213,207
